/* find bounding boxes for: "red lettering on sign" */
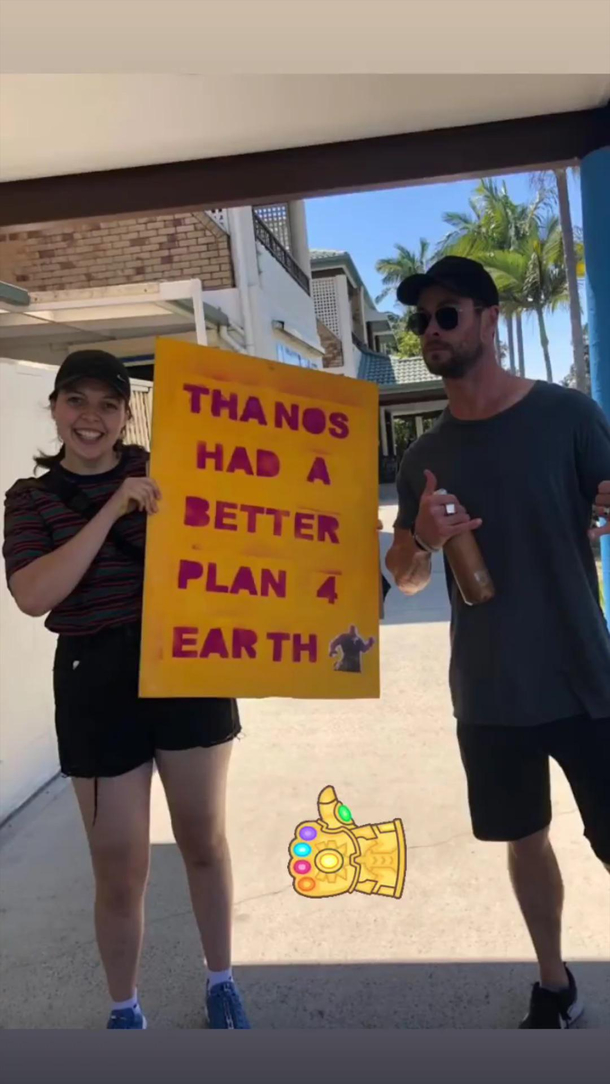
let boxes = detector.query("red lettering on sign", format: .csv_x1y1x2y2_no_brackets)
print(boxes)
226,446,253,476
206,563,230,593
197,442,224,470
267,631,290,662
183,384,210,414
241,504,266,533
266,508,291,536
329,412,349,439
293,634,318,663
211,388,238,420
318,515,340,544
184,500,341,540
256,450,280,477
317,576,338,604
274,401,299,431
260,568,287,599
215,501,238,531
199,628,229,659
233,628,258,659
230,566,258,596
172,626,199,658
294,512,315,540
184,497,210,527
307,457,331,485
178,560,203,590
240,396,268,426
302,407,326,435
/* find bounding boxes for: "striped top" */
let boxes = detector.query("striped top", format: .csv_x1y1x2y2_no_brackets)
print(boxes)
3,445,149,636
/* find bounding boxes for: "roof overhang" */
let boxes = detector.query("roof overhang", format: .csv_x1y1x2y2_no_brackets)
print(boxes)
312,253,378,310
0,280,236,350
378,381,445,397
1,71,608,228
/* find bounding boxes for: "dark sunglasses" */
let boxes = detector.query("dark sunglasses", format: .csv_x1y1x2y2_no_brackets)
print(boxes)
407,304,483,336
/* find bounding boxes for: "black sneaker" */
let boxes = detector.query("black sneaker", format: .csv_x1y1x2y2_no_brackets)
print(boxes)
519,966,584,1029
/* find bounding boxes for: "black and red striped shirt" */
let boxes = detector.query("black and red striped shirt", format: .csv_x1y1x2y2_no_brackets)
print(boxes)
3,445,149,635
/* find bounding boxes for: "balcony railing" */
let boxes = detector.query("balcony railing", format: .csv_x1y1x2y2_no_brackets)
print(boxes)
253,212,311,295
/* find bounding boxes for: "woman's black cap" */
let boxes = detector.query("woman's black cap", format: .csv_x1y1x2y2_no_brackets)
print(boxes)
54,350,131,401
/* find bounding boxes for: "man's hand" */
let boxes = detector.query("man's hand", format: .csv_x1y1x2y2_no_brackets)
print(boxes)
590,480,610,540
414,470,482,551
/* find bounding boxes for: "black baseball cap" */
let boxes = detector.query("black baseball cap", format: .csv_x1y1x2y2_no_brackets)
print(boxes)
54,350,131,401
396,256,499,308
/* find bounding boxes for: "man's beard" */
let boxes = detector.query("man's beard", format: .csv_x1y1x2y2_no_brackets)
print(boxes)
423,340,484,379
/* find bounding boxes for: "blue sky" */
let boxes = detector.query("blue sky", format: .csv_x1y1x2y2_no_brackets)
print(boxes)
305,170,583,384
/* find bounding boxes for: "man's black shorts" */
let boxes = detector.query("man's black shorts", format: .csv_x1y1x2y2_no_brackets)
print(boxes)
53,623,241,778
456,715,610,864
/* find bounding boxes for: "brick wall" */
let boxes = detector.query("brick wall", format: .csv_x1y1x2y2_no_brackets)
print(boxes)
317,319,344,369
0,212,234,293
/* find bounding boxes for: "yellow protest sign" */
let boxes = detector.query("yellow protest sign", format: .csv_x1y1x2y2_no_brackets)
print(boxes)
140,339,380,700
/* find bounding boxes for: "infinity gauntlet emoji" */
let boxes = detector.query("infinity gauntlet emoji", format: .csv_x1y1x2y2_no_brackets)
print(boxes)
288,785,406,899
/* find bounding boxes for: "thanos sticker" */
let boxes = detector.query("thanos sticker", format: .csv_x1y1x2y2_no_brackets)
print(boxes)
288,785,406,900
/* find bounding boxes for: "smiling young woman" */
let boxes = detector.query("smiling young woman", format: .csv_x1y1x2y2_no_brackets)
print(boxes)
2,350,250,1031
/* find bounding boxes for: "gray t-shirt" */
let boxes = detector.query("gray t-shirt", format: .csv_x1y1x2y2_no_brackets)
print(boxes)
395,381,610,726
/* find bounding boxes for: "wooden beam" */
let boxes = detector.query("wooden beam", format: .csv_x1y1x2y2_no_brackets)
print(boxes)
1,103,608,229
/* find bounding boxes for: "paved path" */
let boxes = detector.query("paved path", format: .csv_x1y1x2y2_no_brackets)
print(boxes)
1,495,608,1028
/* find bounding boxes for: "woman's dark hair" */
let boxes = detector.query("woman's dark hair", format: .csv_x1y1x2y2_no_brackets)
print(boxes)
34,389,63,472
34,388,131,473
34,447,67,473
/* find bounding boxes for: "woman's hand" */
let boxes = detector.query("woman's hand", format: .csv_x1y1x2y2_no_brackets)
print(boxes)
109,477,161,521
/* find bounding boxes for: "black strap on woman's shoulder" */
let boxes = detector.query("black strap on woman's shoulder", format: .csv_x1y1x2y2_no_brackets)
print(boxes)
38,471,145,566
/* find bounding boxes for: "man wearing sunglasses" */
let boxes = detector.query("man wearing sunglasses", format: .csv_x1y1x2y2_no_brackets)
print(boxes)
385,255,610,1029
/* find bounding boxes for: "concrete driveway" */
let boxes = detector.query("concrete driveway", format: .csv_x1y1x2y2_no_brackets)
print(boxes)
1,492,608,1029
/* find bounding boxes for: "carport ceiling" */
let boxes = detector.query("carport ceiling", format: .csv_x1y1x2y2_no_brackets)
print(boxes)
1,74,609,183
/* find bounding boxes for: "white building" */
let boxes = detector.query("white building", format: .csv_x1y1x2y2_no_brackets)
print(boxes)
0,203,324,377
310,249,395,377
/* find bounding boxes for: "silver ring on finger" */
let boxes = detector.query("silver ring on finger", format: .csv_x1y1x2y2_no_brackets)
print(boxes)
445,503,456,516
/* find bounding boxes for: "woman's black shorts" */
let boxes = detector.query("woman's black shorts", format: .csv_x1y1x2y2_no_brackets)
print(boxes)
53,623,241,779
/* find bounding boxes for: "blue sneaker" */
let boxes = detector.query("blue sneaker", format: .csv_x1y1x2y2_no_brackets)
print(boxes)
107,1005,147,1029
206,981,250,1029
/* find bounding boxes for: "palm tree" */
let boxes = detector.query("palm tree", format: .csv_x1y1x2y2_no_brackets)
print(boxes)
515,310,526,378
484,215,584,383
375,239,431,304
438,179,535,257
436,179,540,375
531,169,587,393
562,323,591,395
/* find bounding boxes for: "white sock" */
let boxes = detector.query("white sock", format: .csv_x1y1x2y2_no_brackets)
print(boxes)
207,968,233,988
111,992,139,1012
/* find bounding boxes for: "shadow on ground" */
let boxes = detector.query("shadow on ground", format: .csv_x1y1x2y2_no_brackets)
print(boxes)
2,834,608,1031
6,953,609,1030
211,960,608,1031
